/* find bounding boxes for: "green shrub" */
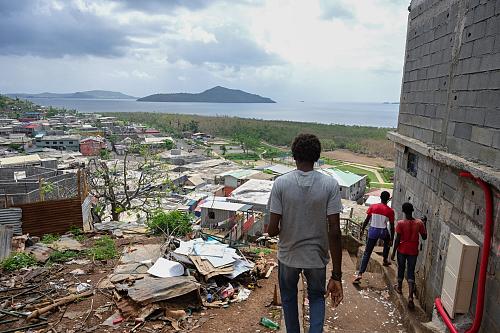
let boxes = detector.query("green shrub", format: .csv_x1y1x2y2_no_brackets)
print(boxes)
69,226,86,242
49,250,80,263
147,210,193,236
41,234,60,244
1,253,37,271
86,236,118,261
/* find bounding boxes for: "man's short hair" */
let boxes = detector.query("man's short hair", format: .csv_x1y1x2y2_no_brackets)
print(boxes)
402,202,414,214
291,134,321,163
380,191,391,202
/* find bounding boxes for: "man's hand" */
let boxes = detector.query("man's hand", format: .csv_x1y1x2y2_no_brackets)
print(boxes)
391,253,396,261
325,278,343,308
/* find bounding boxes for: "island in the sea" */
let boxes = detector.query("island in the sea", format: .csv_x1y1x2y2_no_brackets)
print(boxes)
8,90,136,100
138,86,276,103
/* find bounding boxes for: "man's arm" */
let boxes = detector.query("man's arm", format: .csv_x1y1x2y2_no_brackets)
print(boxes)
267,212,281,237
361,215,371,235
326,213,343,307
389,222,395,243
391,233,401,260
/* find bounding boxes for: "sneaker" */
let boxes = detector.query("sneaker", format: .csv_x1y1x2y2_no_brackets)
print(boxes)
352,274,362,284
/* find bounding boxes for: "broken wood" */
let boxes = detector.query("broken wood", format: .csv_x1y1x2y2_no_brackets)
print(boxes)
265,263,277,278
27,290,94,321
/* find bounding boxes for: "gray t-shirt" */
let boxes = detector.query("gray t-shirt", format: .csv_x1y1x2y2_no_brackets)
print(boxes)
269,170,342,269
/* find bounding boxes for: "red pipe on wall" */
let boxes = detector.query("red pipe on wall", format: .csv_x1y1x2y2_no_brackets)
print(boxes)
434,171,493,333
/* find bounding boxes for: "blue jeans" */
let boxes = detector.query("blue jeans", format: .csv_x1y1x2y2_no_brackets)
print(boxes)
397,252,417,282
278,261,326,333
358,228,391,274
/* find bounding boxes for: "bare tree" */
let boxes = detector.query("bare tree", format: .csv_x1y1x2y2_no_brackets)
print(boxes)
86,146,173,221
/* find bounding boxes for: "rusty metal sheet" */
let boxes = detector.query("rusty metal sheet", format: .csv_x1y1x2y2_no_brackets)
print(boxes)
0,208,22,235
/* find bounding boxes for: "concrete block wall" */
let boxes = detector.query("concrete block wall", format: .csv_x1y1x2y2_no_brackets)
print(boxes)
399,0,500,169
392,146,500,332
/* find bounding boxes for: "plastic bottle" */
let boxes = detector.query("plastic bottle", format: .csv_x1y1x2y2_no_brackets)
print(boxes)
259,317,280,330
206,293,213,303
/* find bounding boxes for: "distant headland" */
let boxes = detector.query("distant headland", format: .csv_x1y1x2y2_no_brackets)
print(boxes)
7,90,136,100
137,86,276,103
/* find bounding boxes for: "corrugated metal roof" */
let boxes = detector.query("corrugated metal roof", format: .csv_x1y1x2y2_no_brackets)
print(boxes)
265,164,295,175
0,225,14,260
198,200,249,212
0,154,41,166
319,168,365,187
229,179,274,206
0,208,22,235
219,169,260,179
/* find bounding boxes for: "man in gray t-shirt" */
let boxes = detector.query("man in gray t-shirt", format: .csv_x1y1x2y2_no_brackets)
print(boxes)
268,134,343,333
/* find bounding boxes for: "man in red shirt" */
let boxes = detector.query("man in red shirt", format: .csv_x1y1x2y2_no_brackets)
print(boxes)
353,191,395,284
391,202,427,309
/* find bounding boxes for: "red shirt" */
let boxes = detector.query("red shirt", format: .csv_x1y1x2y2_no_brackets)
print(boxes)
367,203,395,229
395,219,427,256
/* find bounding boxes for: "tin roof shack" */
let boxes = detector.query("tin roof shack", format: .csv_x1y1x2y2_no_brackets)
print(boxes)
159,149,206,165
198,200,255,240
319,168,366,202
229,179,273,212
140,136,175,150
217,169,261,196
259,164,295,179
387,1,500,331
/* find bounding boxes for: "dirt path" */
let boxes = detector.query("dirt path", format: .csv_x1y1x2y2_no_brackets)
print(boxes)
303,251,405,332
191,264,280,333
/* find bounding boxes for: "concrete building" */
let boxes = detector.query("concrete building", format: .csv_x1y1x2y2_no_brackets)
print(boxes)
35,135,80,151
319,168,367,201
79,137,107,156
388,1,499,331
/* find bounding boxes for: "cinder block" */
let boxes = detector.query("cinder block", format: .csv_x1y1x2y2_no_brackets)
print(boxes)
456,57,481,74
479,53,500,71
464,21,487,42
488,70,500,89
459,41,474,59
484,108,500,129
485,15,500,36
450,108,467,122
453,74,470,90
468,72,491,90
473,1,496,23
470,126,494,146
465,107,486,126
476,90,500,108
472,36,495,56
456,91,478,107
492,130,500,149
454,123,473,140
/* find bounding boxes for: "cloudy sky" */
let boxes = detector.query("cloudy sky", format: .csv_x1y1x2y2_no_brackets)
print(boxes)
0,0,410,102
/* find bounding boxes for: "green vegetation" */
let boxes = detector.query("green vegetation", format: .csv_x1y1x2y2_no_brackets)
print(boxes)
49,250,80,263
1,253,37,271
86,236,118,261
147,210,193,236
107,112,394,160
253,248,272,255
225,152,260,161
380,167,395,183
41,234,61,244
69,226,86,242
371,182,394,189
321,157,344,166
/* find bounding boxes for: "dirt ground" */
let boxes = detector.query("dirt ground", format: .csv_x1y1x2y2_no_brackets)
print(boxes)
323,150,395,168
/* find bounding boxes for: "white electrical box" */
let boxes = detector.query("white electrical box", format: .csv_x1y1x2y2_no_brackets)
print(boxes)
441,233,479,318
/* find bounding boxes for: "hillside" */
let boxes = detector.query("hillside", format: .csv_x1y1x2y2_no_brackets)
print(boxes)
7,90,136,99
138,86,276,103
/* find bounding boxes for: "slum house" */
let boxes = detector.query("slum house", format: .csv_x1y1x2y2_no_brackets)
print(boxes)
387,0,500,331
79,137,107,156
198,200,254,241
0,164,88,236
319,168,367,201
217,169,261,196
258,164,295,179
158,149,206,165
228,179,274,236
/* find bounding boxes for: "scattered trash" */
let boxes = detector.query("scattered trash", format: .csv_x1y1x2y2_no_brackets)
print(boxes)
260,316,280,330
70,268,85,275
147,257,184,277
76,282,92,293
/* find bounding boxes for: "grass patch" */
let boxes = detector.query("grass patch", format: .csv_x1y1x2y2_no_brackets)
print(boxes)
321,157,344,166
41,234,60,244
380,167,395,183
225,152,259,161
253,248,272,255
1,253,37,271
49,250,80,263
86,236,118,261
147,210,193,236
335,165,378,182
370,182,394,189
69,226,86,242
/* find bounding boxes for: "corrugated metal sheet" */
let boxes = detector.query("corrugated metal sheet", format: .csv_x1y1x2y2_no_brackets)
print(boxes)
15,198,83,237
0,225,14,260
0,208,23,235
81,195,93,232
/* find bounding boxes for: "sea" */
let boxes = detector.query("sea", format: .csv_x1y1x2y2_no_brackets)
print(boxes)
24,98,399,128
